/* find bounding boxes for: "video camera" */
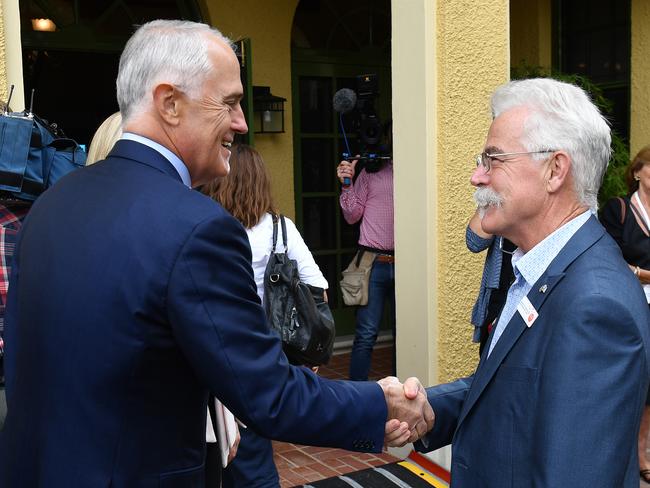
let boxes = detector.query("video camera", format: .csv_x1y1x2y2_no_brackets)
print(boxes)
333,74,392,176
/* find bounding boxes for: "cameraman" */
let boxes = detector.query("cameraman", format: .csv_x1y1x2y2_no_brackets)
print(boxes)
336,123,394,381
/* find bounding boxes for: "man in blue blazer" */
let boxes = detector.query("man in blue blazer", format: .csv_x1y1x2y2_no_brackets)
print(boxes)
416,78,650,486
0,20,433,487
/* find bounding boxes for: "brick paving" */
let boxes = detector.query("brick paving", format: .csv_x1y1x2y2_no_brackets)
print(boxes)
275,345,397,487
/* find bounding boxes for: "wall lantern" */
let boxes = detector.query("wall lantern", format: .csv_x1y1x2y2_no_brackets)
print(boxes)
253,86,286,134
31,18,56,32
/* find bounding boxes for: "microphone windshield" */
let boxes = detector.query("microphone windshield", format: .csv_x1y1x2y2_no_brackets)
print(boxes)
333,88,357,114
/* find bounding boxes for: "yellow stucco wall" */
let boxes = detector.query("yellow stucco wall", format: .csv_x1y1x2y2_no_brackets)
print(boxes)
510,0,551,71
201,0,299,219
435,0,510,382
631,0,650,156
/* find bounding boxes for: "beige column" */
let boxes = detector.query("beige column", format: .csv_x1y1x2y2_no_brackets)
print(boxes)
391,0,438,383
631,0,650,155
0,0,24,110
392,0,510,386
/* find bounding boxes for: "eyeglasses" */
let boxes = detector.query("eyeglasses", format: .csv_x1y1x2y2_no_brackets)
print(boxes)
475,150,557,172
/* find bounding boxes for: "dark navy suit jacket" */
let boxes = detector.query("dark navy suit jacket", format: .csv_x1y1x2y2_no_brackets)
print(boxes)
418,216,650,487
0,140,386,487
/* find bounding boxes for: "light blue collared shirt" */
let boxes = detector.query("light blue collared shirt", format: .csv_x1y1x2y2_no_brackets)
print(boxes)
120,132,192,188
487,210,592,357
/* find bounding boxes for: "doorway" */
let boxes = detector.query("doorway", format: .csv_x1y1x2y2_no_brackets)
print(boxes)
291,0,392,336
18,0,203,146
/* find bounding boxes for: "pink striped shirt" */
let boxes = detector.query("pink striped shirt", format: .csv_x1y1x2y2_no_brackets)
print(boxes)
340,163,394,251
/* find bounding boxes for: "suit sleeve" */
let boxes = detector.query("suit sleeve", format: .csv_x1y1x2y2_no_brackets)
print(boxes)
465,225,493,253
414,377,472,452
166,212,387,452
531,292,648,486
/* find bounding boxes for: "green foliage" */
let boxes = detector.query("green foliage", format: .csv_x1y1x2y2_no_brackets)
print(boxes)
510,62,630,206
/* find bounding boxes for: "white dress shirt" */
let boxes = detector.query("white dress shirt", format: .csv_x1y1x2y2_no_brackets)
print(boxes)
120,132,192,188
488,211,591,357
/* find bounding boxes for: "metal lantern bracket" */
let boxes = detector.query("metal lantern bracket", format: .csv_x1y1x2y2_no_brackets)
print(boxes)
253,86,286,134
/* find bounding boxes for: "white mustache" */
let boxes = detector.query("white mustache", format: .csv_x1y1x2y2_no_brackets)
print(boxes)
473,187,503,217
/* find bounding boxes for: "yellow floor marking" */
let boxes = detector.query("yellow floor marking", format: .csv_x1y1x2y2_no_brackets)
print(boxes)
397,460,449,488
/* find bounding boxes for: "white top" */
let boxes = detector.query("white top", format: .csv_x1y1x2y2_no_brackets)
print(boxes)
633,192,650,302
247,213,328,303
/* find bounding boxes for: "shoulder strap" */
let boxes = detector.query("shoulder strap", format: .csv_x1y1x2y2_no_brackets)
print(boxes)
629,199,650,235
271,213,279,252
279,215,288,253
616,197,626,225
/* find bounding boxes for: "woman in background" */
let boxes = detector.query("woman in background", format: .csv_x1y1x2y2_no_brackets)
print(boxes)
203,144,328,488
600,144,650,484
86,112,122,165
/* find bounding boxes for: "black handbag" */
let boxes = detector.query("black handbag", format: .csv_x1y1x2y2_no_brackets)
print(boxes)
263,214,335,367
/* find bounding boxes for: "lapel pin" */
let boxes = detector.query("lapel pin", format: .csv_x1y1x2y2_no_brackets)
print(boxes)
539,284,547,294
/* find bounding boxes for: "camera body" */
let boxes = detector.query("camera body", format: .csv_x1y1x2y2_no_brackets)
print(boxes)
341,74,391,172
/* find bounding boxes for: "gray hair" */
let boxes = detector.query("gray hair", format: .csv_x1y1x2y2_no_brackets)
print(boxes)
490,78,611,211
116,20,234,122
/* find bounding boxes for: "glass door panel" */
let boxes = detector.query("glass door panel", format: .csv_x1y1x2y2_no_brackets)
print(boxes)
292,60,391,337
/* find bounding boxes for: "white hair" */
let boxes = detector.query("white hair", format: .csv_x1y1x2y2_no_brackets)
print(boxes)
490,78,611,211
116,20,234,122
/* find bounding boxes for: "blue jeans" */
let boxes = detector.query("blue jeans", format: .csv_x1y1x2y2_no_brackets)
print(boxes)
222,426,279,488
349,260,395,381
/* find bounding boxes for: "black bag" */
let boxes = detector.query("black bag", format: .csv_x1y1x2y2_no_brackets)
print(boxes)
263,214,335,367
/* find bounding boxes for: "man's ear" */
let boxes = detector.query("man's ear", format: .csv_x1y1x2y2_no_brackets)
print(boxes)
546,151,571,194
151,83,183,126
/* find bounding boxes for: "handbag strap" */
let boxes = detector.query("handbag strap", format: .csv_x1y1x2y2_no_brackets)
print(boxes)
630,193,650,235
270,213,288,253
279,214,288,253
616,196,626,225
271,213,279,252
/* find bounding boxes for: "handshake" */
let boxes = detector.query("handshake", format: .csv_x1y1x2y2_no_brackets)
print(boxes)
378,376,434,447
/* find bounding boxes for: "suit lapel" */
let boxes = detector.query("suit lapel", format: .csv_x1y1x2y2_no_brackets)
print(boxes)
107,139,184,184
456,216,606,427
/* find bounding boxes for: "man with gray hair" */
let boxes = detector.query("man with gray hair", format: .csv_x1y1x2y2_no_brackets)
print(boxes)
0,20,432,487
414,78,650,486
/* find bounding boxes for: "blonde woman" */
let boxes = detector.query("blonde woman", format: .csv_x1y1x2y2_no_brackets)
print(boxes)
86,112,122,165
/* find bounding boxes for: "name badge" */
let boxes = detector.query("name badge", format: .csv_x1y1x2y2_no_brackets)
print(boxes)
517,296,538,328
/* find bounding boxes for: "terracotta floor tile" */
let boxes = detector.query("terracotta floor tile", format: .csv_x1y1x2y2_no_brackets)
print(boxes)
282,470,310,485
322,457,347,469
299,445,329,454
273,441,298,453
341,457,373,471
313,448,350,462
310,463,339,478
292,465,320,478
281,450,318,468
366,457,391,467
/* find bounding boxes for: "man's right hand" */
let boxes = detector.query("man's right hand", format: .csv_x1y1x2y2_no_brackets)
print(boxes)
379,376,434,446
337,159,358,185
